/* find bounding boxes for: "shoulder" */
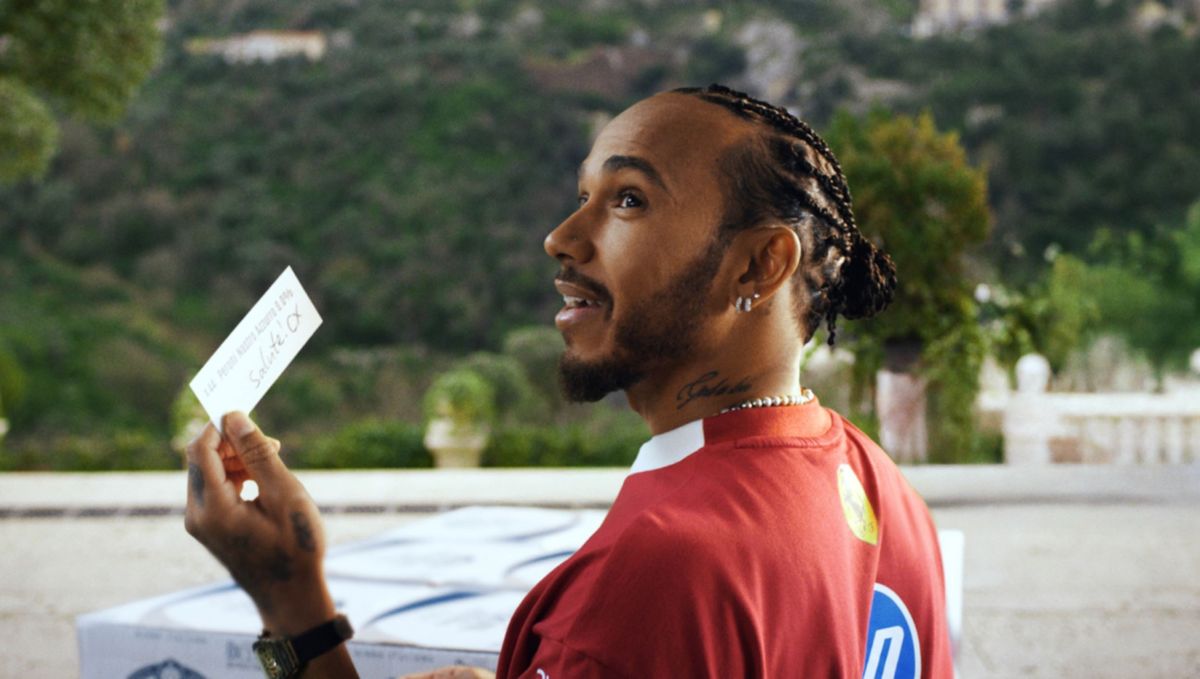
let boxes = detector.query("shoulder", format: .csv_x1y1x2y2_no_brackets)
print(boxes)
832,411,886,458
596,506,735,586
546,500,757,629
832,411,919,496
553,510,755,677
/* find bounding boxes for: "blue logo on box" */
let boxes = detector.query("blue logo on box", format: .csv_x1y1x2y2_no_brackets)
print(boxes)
862,583,920,679
127,658,206,679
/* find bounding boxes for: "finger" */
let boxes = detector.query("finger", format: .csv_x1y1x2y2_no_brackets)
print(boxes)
223,412,292,491
185,423,238,512
218,438,250,488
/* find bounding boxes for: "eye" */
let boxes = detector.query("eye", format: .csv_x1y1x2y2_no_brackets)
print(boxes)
577,193,589,207
616,190,644,209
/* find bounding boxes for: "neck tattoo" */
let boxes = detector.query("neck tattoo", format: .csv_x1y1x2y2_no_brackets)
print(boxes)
719,387,815,415
675,370,753,411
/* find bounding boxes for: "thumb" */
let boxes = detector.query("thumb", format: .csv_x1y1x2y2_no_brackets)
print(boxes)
223,412,289,488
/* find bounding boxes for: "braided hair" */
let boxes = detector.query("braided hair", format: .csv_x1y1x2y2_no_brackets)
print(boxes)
674,84,897,344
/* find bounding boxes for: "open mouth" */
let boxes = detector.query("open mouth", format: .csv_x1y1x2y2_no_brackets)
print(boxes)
562,295,602,310
554,276,610,330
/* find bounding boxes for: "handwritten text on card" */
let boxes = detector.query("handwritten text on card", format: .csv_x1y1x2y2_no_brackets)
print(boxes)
189,267,322,432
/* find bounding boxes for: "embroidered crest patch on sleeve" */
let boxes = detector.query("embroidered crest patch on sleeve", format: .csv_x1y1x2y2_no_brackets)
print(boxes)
837,463,878,545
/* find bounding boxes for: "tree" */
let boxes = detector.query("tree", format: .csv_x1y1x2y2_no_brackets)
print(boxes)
826,109,992,462
978,255,1099,374
824,0,1200,281
0,0,163,181
1075,199,1200,375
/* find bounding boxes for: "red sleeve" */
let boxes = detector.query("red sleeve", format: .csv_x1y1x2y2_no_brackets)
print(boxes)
549,516,758,679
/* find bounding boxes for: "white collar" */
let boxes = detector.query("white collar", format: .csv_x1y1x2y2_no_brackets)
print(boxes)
628,419,706,476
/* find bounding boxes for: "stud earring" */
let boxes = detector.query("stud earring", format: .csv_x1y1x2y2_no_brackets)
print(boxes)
734,293,761,313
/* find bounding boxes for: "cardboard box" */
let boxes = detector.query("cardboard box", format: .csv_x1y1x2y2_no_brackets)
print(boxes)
77,506,605,679
77,506,962,678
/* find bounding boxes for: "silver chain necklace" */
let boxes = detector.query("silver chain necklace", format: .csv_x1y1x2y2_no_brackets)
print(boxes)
719,387,816,414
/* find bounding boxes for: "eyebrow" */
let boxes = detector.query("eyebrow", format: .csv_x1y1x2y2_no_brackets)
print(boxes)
578,154,671,195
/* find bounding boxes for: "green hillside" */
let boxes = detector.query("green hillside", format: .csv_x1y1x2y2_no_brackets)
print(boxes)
2,0,1197,467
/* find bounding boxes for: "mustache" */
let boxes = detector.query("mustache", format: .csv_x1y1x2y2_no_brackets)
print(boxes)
555,267,612,305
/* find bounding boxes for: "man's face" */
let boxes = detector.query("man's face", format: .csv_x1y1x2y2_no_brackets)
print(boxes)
545,93,750,401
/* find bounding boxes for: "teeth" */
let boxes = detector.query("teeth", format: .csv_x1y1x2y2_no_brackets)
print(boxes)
563,295,591,308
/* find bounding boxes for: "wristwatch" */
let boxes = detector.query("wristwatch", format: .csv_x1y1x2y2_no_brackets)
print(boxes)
252,614,354,679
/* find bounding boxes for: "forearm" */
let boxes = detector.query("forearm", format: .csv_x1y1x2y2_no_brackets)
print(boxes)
258,573,338,637
185,415,361,679
261,577,359,679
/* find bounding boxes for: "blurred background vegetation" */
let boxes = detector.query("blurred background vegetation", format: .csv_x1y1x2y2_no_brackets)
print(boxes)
1,0,1199,469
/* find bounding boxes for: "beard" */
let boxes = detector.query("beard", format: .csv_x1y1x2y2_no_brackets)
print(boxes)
558,236,726,402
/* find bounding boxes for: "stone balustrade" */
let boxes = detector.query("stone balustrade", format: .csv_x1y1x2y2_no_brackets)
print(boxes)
1002,354,1200,464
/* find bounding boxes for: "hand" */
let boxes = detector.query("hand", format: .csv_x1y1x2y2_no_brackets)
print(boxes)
184,412,336,635
398,667,496,679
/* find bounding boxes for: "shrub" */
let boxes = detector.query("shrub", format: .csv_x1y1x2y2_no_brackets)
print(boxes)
296,419,430,469
0,343,26,421
454,352,545,425
483,409,648,468
502,325,565,414
483,425,572,467
1,429,173,471
423,367,495,426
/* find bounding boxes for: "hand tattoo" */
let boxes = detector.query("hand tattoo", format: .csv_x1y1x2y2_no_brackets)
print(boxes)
188,463,204,507
676,371,753,410
290,511,317,553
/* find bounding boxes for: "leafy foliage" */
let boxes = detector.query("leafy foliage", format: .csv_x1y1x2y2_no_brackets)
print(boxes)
0,241,193,439
0,0,163,179
830,109,991,343
1076,200,1200,372
502,325,566,413
423,367,495,426
453,351,547,425
829,0,1200,278
296,419,431,469
0,78,57,181
980,256,1099,373
2,0,1197,468
828,110,991,461
484,408,647,467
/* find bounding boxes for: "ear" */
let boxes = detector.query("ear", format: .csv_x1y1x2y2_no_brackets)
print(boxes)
730,225,802,308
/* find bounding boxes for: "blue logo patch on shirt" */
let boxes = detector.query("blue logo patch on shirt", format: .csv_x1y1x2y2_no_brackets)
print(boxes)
862,583,921,679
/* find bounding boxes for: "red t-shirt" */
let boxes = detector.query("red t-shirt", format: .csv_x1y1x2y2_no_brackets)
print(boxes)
495,403,953,678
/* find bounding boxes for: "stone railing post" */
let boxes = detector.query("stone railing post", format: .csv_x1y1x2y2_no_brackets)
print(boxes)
1004,353,1054,464
876,370,929,464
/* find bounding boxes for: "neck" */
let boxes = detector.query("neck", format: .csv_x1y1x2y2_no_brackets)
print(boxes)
626,350,803,435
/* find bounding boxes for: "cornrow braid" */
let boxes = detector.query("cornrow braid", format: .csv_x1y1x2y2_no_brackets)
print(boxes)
673,84,897,345
698,85,859,232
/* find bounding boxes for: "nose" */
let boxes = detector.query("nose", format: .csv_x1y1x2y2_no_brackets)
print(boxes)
544,208,595,264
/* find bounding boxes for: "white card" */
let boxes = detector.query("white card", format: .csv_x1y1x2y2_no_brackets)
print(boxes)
189,266,322,432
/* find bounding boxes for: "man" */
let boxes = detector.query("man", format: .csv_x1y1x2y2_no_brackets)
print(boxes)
185,85,952,678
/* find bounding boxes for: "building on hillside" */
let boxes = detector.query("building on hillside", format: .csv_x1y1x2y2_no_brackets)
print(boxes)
186,31,327,64
912,0,1061,37
1132,1,1189,32
912,0,1008,37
